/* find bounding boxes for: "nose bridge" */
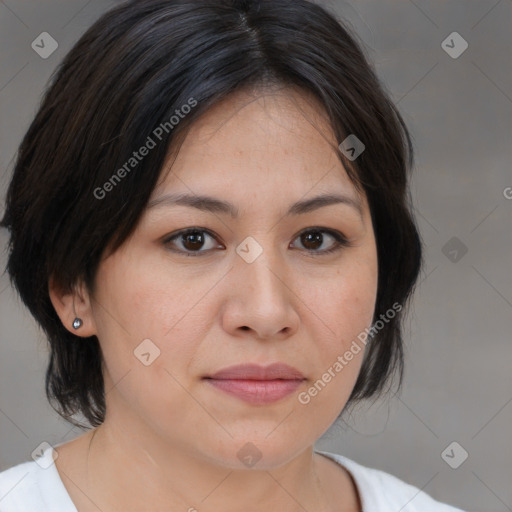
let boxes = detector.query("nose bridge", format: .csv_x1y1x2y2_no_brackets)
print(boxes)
235,234,289,303
227,233,298,335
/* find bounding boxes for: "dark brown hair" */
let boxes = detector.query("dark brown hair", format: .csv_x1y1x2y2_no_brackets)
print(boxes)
1,0,422,429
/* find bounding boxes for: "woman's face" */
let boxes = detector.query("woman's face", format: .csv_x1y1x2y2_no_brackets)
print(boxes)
87,88,378,468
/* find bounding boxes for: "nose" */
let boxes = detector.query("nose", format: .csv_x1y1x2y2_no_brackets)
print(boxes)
221,243,300,341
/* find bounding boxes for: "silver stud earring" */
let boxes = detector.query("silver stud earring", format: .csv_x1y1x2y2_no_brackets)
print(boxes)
72,318,83,329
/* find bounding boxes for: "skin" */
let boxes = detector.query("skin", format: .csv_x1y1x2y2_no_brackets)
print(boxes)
49,86,378,512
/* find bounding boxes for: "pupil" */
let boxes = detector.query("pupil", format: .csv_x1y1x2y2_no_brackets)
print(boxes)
303,231,322,250
184,231,204,250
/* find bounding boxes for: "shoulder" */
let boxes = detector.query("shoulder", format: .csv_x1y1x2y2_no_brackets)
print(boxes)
0,444,76,512
316,450,467,512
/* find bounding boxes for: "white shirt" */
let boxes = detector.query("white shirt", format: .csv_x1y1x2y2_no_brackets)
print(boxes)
0,445,466,511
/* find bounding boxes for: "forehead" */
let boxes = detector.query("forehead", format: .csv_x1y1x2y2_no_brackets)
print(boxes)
152,87,362,208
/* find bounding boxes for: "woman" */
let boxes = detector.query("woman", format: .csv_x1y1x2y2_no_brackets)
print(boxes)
0,0,466,510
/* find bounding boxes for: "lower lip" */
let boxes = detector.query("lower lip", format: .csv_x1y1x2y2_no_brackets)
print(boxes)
205,378,304,404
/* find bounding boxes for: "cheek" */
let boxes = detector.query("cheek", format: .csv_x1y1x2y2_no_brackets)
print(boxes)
308,274,375,380
93,250,188,338
310,253,378,347
90,257,212,432
91,252,211,379
295,253,377,416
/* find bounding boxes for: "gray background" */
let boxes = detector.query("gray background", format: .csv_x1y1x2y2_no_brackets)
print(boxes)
0,1,511,511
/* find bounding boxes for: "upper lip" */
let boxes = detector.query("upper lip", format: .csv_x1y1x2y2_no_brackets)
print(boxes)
205,363,305,380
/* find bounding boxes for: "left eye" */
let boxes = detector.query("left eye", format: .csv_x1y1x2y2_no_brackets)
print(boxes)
290,228,349,254
163,227,350,257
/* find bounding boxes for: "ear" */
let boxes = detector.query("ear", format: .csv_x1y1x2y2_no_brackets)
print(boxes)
48,276,98,337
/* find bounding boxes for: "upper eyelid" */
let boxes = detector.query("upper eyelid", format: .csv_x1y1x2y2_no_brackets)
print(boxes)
164,227,218,243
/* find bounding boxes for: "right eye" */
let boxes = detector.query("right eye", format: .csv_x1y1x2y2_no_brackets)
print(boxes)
162,228,224,257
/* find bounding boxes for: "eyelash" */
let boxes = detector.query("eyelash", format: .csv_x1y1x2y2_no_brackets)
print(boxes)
162,227,351,257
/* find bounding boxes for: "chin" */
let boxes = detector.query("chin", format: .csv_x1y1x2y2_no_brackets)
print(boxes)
196,434,312,471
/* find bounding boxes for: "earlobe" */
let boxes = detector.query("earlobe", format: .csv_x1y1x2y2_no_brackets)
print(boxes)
48,276,97,337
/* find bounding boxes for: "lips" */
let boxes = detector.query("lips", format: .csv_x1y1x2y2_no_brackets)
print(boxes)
203,363,306,405
206,363,305,380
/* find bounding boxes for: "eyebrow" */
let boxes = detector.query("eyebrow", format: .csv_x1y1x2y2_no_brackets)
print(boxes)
147,192,363,218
